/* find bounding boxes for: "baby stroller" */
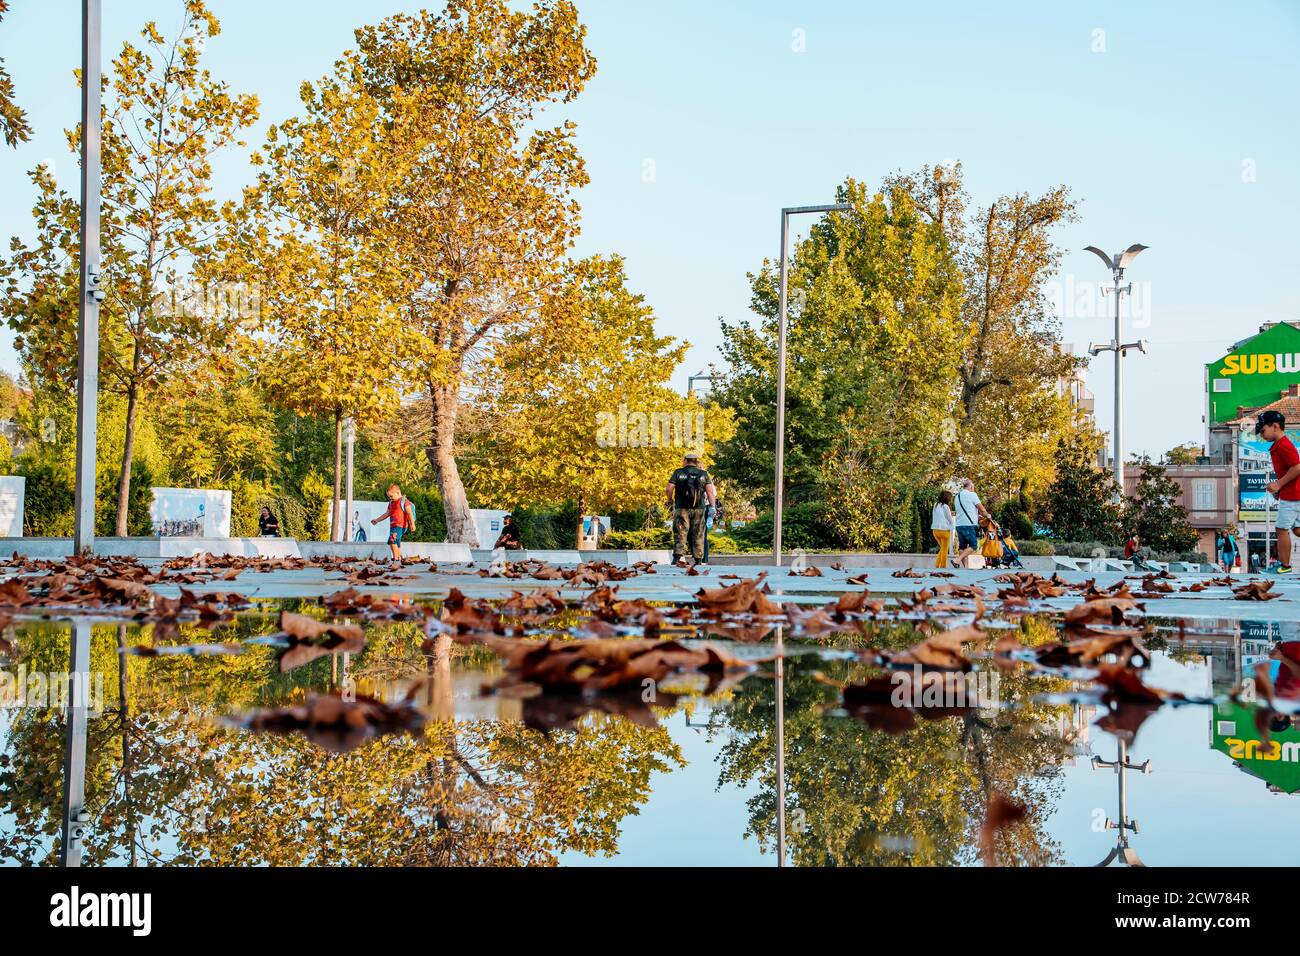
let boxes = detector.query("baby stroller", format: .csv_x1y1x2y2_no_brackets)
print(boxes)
998,530,1025,569
980,522,1024,569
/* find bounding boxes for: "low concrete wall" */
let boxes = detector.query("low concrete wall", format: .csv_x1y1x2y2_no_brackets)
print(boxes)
297,541,473,563
467,548,673,566
0,537,473,563
710,551,1056,573
0,536,304,559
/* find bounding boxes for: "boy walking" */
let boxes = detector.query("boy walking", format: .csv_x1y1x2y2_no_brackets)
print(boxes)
371,484,415,561
1257,410,1300,573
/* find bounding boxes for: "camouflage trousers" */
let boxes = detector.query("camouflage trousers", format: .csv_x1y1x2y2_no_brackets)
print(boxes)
673,507,708,562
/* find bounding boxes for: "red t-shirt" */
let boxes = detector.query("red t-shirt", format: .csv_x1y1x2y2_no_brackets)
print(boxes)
386,497,411,528
1270,436,1300,501
1275,641,1300,698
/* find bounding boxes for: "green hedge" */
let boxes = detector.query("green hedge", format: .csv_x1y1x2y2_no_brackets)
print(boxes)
603,526,740,554
732,502,844,552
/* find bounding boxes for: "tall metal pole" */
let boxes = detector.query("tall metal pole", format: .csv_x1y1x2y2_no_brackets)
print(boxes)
1113,269,1123,491
73,0,102,555
773,212,790,566
773,204,851,566
344,417,355,542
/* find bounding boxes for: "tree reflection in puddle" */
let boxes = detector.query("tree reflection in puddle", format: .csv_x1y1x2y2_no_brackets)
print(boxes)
0,602,1289,866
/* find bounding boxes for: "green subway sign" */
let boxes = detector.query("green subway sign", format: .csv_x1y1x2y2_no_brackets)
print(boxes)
1206,322,1300,425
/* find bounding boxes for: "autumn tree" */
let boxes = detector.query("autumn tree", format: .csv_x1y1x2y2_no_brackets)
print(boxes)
0,0,29,147
1,1,258,534
713,176,967,548
888,163,1081,505
225,68,406,539
1039,429,1122,544
346,0,597,545
465,255,734,546
1125,456,1199,554
1164,442,1202,466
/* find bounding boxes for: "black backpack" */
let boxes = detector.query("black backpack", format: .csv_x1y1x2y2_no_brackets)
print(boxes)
677,469,706,508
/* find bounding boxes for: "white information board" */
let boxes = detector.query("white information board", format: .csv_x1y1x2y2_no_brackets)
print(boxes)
0,476,25,537
471,509,509,548
150,488,232,538
330,500,392,542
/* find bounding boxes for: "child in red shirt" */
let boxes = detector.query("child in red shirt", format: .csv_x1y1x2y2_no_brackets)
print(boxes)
370,484,415,560
1257,410,1300,573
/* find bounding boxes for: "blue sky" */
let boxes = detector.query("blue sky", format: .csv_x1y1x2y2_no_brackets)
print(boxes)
2,0,1298,457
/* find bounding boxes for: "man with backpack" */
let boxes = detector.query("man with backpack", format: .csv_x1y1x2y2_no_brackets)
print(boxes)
666,453,717,569
371,484,416,560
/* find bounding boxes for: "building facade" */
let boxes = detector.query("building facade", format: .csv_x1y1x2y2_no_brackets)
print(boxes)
1203,322,1300,566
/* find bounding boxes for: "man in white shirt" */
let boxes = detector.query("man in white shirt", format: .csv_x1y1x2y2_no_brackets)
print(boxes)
952,478,992,567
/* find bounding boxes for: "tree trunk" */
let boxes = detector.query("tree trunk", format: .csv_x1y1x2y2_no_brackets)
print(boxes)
575,491,586,550
331,410,343,542
426,382,479,546
115,383,140,537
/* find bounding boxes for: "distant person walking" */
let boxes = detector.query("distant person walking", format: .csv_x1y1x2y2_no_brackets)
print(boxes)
1218,529,1239,573
258,506,280,537
371,484,415,561
951,479,991,568
931,490,955,568
667,453,717,569
1258,409,1300,574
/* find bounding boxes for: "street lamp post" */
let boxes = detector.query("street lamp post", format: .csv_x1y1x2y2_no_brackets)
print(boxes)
73,0,103,555
344,417,355,542
1085,244,1149,494
774,204,850,565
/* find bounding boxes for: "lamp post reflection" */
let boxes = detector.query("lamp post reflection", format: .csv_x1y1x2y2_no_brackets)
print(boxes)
59,620,92,866
775,622,785,867
1091,738,1151,867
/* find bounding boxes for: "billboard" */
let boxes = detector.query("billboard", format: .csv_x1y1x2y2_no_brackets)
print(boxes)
150,488,232,538
330,500,392,542
1211,700,1300,794
1206,322,1300,426
1238,470,1273,522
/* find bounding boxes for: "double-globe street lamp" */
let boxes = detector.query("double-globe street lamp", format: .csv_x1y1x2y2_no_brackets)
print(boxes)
772,204,851,565
1084,243,1149,495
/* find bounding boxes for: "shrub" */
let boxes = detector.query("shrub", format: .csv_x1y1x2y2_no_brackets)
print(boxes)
397,488,447,543
230,478,276,537
299,470,333,541
512,502,580,550
17,460,74,537
95,460,154,536
1018,539,1054,557
732,502,844,552
264,495,309,540
603,527,671,550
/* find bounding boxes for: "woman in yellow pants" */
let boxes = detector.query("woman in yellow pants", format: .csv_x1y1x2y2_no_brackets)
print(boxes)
931,490,955,568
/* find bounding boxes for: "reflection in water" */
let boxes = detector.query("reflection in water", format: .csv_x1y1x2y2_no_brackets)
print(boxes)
0,606,1292,866
713,636,1077,866
59,621,90,866
4,617,684,866
1091,738,1150,867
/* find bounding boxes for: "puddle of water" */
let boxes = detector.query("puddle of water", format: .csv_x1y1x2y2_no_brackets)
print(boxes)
1,601,1297,866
